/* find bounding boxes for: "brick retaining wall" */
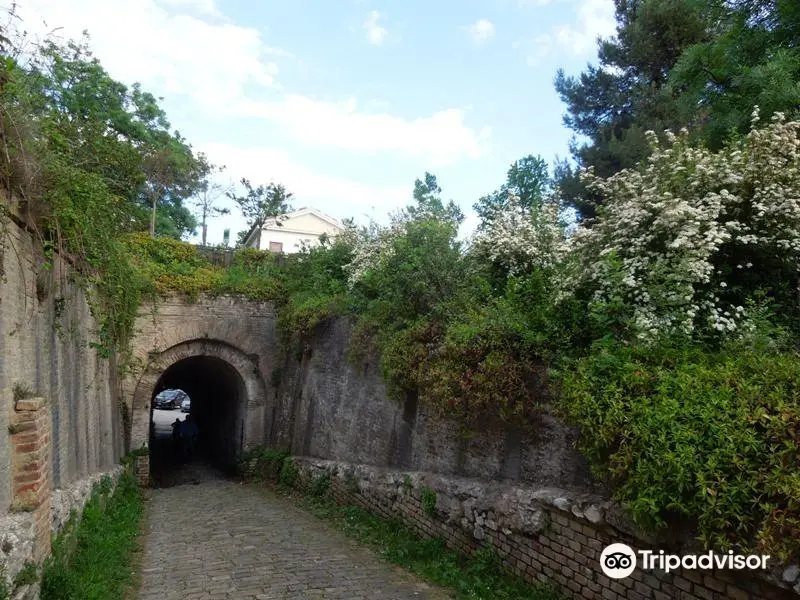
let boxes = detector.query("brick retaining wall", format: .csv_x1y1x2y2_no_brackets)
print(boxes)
292,458,800,600
9,397,52,563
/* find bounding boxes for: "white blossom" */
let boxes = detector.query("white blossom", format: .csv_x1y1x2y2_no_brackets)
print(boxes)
562,113,800,341
470,193,567,276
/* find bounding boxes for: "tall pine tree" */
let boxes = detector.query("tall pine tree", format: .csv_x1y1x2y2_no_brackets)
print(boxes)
554,0,710,218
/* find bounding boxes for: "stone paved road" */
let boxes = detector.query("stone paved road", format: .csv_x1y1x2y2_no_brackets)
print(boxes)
139,474,450,600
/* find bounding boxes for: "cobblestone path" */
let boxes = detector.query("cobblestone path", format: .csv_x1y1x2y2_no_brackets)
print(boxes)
138,475,449,600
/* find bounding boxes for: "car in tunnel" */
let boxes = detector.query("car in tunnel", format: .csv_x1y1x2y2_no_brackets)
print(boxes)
154,389,188,410
180,398,191,413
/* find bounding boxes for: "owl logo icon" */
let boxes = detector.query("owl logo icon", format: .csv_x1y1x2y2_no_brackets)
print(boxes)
600,543,637,579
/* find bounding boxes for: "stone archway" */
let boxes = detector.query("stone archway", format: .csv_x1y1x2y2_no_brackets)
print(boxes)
130,338,268,480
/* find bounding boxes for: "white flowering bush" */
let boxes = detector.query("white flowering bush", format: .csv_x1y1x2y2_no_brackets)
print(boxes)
344,195,463,288
341,219,396,287
470,193,568,277
564,111,800,342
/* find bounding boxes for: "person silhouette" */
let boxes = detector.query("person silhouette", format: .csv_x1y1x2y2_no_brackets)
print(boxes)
171,418,181,457
181,414,199,461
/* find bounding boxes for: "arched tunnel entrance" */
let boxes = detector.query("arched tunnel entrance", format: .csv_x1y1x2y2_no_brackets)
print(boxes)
150,356,246,478
132,339,268,487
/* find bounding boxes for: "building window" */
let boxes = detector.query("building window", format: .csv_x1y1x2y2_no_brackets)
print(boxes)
269,241,283,253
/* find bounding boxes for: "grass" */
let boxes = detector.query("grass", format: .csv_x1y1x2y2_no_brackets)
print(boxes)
292,491,563,600
40,472,144,600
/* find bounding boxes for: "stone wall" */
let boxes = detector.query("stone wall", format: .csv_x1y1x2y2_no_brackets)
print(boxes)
270,318,598,492
123,293,277,457
1,214,123,505
0,463,124,598
293,457,800,600
1,210,125,593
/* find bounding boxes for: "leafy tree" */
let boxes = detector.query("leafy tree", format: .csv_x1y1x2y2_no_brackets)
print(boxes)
192,167,232,246
401,172,463,225
27,37,208,238
141,136,205,238
474,155,550,228
669,0,800,149
228,178,293,246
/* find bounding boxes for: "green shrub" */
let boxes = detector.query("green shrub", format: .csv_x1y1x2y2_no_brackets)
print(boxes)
125,234,283,302
279,457,298,488
237,447,290,482
13,562,37,587
420,487,437,517
310,471,332,497
260,449,290,482
558,344,800,561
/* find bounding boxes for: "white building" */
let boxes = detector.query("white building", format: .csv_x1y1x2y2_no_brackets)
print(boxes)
242,207,344,254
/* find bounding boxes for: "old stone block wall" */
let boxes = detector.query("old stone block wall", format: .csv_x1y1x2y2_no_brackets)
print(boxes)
1,215,123,505
1,211,125,591
293,458,798,600
123,293,277,456
271,318,599,492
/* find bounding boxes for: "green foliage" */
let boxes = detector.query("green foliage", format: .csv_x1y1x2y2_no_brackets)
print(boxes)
279,457,298,488
276,237,352,343
237,447,290,482
474,155,550,228
298,494,562,600
0,21,208,357
228,178,293,247
41,473,143,600
670,0,800,150
13,562,37,587
310,471,332,498
125,234,282,301
555,0,800,218
407,172,464,224
554,0,715,217
11,382,34,401
420,487,437,517
557,344,800,561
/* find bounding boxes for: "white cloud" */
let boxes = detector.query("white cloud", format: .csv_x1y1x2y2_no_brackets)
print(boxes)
467,19,496,45
201,142,411,218
159,0,222,18
363,10,388,45
17,0,280,112
19,0,490,165
235,95,492,167
517,0,615,65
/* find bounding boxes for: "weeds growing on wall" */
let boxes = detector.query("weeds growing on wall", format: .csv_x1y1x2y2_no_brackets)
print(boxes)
124,233,282,302
420,487,437,517
0,12,209,359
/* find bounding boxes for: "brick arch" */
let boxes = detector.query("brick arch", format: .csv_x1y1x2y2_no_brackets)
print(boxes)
130,338,268,457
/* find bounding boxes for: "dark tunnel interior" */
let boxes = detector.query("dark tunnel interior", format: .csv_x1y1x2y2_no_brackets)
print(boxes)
149,355,246,484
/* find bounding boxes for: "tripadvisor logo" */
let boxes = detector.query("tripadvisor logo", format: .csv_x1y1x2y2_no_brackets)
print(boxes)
600,543,770,580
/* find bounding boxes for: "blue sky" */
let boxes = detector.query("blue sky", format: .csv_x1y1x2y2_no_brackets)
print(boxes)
19,0,615,244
